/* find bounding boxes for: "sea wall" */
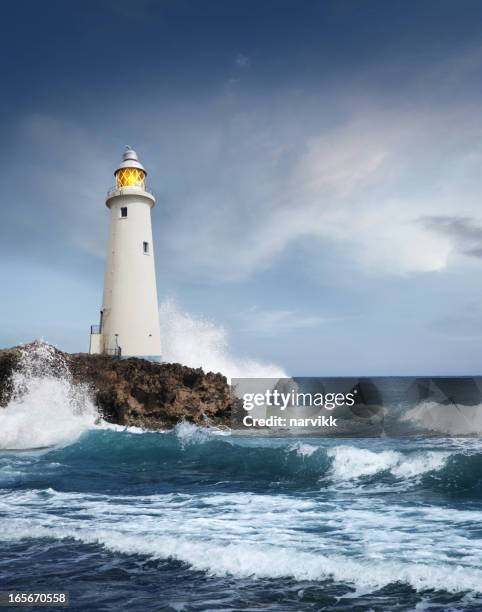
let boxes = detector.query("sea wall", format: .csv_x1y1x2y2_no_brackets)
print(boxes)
0,343,235,429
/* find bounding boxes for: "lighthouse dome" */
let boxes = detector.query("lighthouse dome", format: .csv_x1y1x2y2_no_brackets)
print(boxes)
115,146,147,189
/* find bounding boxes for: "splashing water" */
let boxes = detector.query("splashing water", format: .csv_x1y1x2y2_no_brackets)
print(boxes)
327,445,450,481
402,400,482,435
0,341,98,450
159,298,286,380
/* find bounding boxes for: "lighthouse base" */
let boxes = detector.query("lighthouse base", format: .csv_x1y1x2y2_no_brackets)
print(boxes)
89,333,102,355
120,355,162,363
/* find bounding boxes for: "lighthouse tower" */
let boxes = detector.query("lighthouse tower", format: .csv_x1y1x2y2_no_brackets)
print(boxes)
89,147,161,360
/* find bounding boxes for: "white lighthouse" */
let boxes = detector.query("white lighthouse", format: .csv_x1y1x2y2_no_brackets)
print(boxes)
89,146,161,360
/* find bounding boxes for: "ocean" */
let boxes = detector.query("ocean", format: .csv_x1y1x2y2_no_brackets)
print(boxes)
1,345,482,611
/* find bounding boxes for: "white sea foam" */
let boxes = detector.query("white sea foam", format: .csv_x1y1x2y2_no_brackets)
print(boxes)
0,342,98,449
173,422,231,450
159,298,286,381
390,451,449,478
289,442,319,457
1,488,481,595
96,422,156,435
5,524,482,594
402,401,482,435
327,446,449,481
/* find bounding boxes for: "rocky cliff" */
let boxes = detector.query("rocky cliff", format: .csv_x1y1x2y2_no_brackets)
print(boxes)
0,343,235,429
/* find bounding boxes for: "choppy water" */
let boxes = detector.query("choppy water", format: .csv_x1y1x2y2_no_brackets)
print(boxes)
1,426,482,611
1,344,482,611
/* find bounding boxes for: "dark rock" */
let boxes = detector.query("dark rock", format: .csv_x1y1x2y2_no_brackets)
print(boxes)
0,343,237,429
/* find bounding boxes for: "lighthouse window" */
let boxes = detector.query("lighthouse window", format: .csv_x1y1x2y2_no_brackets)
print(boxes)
143,241,149,254
120,207,128,218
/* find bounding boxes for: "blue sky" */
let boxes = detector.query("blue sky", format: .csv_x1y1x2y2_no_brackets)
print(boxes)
3,0,482,375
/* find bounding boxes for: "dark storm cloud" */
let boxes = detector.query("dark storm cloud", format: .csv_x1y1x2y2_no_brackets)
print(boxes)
421,216,482,260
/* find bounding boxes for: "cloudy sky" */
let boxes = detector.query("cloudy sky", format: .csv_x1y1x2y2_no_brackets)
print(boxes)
3,0,482,375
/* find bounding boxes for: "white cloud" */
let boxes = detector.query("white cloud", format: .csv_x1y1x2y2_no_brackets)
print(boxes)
10,78,482,283
153,102,482,280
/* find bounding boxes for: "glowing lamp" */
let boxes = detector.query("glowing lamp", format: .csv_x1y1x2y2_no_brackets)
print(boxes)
114,146,147,189
116,167,145,188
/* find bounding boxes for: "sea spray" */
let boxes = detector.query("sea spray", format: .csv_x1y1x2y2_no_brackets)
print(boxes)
401,400,482,435
159,298,286,381
0,341,98,449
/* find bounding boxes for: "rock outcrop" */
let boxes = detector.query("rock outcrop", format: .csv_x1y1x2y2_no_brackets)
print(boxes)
0,343,235,429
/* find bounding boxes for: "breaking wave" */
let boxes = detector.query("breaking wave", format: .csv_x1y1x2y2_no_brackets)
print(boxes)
401,400,482,435
326,445,450,481
2,424,480,496
0,341,98,450
3,524,482,594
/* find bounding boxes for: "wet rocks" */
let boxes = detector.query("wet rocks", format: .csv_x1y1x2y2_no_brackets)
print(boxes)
0,342,235,429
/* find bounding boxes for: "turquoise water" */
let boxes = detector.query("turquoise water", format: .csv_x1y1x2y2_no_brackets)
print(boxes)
1,425,482,611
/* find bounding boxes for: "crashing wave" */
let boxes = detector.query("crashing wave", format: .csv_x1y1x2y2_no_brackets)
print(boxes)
327,445,450,481
0,341,98,449
401,400,482,435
